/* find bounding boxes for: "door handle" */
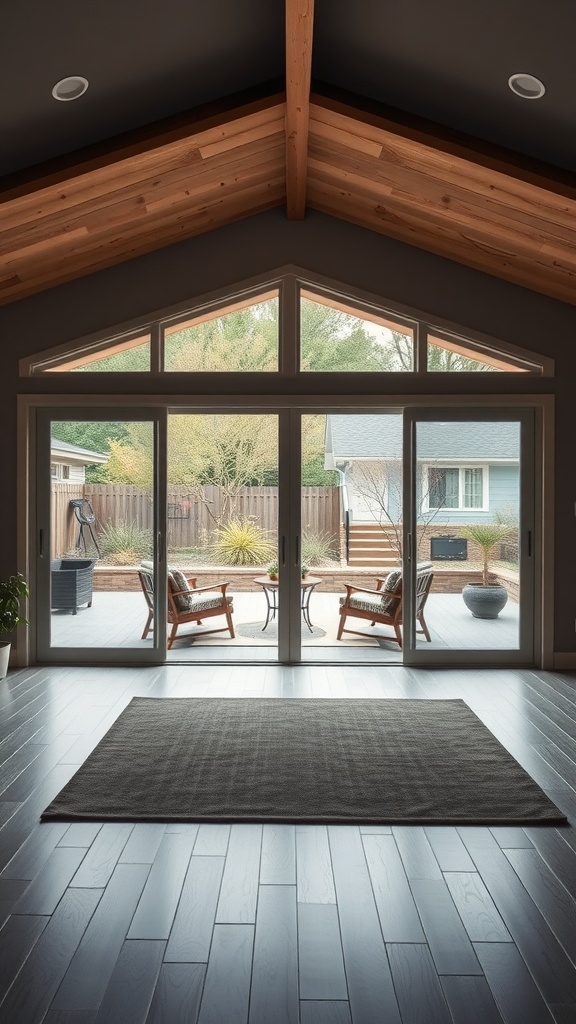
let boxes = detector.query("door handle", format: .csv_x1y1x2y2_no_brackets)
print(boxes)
39,529,44,558
281,536,286,567
295,535,300,566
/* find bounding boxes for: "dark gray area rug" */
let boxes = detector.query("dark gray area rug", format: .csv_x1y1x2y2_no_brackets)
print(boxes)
41,697,567,825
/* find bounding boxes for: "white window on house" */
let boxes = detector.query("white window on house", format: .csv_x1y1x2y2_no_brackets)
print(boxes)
51,464,58,480
61,465,70,480
426,466,487,510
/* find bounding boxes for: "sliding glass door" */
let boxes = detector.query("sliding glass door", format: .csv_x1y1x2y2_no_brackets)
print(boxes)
33,403,538,667
402,409,536,665
36,408,166,664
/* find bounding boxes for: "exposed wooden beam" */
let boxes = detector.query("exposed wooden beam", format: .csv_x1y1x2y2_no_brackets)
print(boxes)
0,94,286,304
307,93,576,306
285,0,314,219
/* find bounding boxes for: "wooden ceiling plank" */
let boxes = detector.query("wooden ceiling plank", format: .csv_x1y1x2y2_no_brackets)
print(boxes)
0,136,286,255
308,132,576,244
285,0,314,219
6,175,287,280
0,95,286,205
308,183,576,304
198,117,285,160
308,117,383,158
307,157,576,261
0,185,286,304
308,172,576,280
144,155,286,217
310,104,576,217
311,93,576,202
0,104,285,235
0,105,286,228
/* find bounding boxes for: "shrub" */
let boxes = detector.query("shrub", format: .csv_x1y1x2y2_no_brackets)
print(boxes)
99,520,152,565
212,519,276,566
302,531,338,567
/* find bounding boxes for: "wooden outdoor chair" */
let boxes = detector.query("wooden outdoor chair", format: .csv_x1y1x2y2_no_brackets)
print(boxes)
138,563,235,648
337,563,434,648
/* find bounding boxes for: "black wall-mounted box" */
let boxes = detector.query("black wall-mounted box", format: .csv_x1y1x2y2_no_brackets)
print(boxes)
430,536,468,561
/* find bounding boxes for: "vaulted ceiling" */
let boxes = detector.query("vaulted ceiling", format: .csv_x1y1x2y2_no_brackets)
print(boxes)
2,0,576,306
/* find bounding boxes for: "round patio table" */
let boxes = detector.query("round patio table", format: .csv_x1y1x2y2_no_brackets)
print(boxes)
253,576,322,632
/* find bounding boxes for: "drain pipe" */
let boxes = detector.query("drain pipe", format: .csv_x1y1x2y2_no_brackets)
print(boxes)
336,464,351,564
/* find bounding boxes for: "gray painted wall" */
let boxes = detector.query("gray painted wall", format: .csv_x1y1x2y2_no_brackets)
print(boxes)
1,208,575,652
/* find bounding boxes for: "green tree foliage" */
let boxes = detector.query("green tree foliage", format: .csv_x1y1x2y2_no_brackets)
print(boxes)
51,421,131,482
300,299,411,372
426,343,496,372
165,301,278,372
71,343,150,372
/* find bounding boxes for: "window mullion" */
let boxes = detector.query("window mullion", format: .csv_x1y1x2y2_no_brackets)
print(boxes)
279,276,299,378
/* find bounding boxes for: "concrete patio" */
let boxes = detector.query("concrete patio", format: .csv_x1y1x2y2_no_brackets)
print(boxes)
49,586,520,662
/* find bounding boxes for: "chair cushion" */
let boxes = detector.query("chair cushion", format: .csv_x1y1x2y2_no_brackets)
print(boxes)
188,592,233,614
168,569,195,612
381,568,402,593
339,593,399,614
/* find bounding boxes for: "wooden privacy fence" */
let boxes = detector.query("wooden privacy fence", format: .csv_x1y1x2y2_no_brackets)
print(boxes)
51,483,85,557
51,483,340,557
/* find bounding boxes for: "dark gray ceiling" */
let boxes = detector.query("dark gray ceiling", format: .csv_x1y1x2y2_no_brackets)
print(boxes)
314,0,576,172
0,0,284,176
2,0,575,178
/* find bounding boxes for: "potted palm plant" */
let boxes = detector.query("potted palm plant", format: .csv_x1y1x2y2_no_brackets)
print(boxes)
0,573,29,678
460,522,515,618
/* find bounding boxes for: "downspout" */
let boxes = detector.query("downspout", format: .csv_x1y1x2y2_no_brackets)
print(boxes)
337,464,351,564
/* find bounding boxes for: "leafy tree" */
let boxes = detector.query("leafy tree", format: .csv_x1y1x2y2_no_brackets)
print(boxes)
165,301,278,372
51,421,131,482
300,298,409,372
107,415,279,524
352,461,449,559
71,343,150,372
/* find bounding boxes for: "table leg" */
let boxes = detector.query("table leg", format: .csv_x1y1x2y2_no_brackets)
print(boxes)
262,586,277,630
301,584,315,632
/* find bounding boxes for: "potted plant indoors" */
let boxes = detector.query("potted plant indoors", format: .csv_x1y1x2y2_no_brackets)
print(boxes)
460,522,515,619
0,572,29,678
267,562,278,581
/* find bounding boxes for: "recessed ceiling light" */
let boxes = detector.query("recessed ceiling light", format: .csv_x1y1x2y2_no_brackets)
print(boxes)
508,73,545,100
52,76,89,102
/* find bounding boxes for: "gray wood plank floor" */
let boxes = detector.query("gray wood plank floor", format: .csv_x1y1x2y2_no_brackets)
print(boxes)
0,664,575,1024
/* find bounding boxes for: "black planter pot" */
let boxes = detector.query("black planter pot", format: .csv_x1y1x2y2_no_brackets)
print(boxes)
462,583,508,619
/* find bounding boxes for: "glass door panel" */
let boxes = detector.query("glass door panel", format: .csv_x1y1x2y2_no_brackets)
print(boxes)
404,410,534,665
37,410,165,662
166,412,279,662
300,411,405,664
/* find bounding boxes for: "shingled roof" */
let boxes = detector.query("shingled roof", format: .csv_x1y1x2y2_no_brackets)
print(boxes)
326,416,520,461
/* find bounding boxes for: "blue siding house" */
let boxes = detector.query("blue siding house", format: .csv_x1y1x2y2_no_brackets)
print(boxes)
324,415,519,526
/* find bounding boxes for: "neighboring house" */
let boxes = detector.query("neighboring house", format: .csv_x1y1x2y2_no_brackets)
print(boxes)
50,438,109,482
325,415,519,527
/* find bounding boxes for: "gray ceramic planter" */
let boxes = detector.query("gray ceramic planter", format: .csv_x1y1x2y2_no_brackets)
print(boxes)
462,583,508,619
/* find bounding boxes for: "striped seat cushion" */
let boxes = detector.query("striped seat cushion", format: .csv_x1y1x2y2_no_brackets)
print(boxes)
188,593,233,614
340,568,402,615
168,569,196,612
339,593,399,614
